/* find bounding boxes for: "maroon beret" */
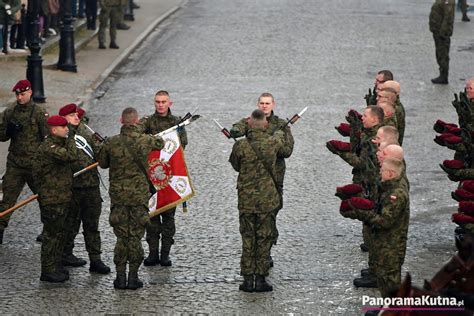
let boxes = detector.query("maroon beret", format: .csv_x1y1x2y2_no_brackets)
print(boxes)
77,107,86,119
445,135,463,145
452,189,474,202
337,183,363,196
12,79,31,93
349,197,375,210
444,125,462,135
459,201,474,216
452,213,474,224
461,180,474,194
59,103,77,116
339,200,351,213
47,115,68,127
347,109,362,120
327,140,351,152
335,123,351,137
443,159,465,169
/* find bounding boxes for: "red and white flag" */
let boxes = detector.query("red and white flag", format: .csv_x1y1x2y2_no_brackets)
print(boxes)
147,129,194,217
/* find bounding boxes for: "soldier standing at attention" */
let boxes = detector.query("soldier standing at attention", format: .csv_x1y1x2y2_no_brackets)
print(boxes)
59,104,110,274
429,0,455,84
98,0,121,49
139,90,188,267
230,93,294,267
33,115,78,283
229,109,286,293
98,107,164,290
0,79,49,244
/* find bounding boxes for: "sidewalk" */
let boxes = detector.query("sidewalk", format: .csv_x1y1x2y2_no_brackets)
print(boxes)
0,0,185,174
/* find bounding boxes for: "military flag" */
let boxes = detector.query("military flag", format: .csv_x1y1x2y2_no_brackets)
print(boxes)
147,128,194,217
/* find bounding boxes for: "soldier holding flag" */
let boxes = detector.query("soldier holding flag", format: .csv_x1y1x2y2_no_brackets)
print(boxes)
138,90,188,267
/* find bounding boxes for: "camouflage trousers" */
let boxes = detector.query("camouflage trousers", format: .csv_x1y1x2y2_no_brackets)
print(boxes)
109,204,150,273
63,187,103,261
433,34,451,77
0,164,37,231
373,245,404,298
459,0,468,15
98,6,121,44
40,203,69,273
239,212,276,276
145,207,176,254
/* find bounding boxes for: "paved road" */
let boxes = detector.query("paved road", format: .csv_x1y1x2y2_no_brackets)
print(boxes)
1,0,473,314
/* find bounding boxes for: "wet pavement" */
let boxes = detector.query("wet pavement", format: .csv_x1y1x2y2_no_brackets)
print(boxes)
1,0,474,314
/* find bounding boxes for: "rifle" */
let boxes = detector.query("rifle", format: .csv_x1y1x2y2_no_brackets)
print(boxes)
0,162,100,218
83,123,106,143
213,119,236,141
281,107,308,129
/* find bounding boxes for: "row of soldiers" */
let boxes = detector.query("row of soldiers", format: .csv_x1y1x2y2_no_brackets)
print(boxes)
326,70,410,316
0,80,296,292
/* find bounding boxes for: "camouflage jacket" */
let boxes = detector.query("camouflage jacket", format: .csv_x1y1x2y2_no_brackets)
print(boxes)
429,0,455,37
33,134,78,206
229,128,284,214
0,99,49,169
353,175,410,254
395,98,406,145
97,125,164,206
99,0,123,7
138,110,187,148
230,111,294,188
70,123,101,189
338,124,379,185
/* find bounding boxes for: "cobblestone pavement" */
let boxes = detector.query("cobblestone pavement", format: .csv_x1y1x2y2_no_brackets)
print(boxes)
1,0,474,314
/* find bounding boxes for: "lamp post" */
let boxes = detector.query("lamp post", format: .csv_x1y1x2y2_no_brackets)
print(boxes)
57,0,77,72
26,0,46,103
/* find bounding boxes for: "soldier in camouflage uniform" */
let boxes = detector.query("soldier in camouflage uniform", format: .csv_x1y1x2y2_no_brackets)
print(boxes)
97,107,164,290
365,70,394,106
59,104,110,274
229,93,294,266
33,115,78,283
138,90,188,267
0,80,49,244
429,0,455,84
98,0,122,49
229,109,286,293
346,158,410,300
328,106,384,288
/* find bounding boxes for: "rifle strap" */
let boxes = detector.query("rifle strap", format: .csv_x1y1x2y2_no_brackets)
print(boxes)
247,139,283,208
119,135,157,194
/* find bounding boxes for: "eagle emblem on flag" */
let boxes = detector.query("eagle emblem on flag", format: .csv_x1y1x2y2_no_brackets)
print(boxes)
147,128,194,217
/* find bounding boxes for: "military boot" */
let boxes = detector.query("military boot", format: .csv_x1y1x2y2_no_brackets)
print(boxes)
462,14,470,22
36,233,43,242
360,268,372,277
109,42,119,49
0,230,4,244
127,271,143,290
239,275,254,292
353,275,378,288
89,260,111,274
98,42,106,49
113,272,127,289
431,75,448,85
144,250,160,266
360,243,369,252
40,272,68,283
255,275,273,292
160,250,172,266
56,263,70,278
62,254,87,267
117,23,130,30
